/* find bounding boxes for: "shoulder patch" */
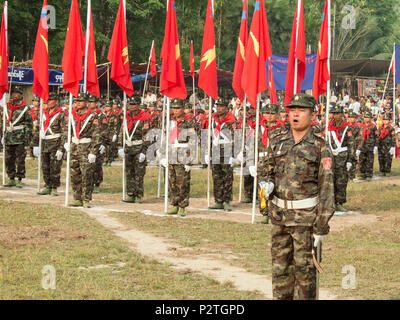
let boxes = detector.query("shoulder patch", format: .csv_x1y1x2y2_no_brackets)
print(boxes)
102,118,107,124
143,123,149,129
322,157,332,169
347,131,352,137
93,119,99,125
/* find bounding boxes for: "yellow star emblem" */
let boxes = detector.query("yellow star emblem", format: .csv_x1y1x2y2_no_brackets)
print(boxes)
201,46,216,70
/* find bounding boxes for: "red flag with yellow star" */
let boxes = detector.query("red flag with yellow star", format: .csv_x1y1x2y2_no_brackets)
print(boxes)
0,3,8,99
32,0,49,101
160,0,187,99
198,0,218,100
107,0,134,97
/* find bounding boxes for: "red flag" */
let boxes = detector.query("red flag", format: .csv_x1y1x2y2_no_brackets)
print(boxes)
241,0,274,108
32,0,49,102
198,0,218,100
0,3,8,98
62,0,84,97
85,4,100,98
284,0,306,106
190,40,195,78
107,0,134,97
312,0,330,100
232,0,248,101
150,41,157,77
160,0,187,99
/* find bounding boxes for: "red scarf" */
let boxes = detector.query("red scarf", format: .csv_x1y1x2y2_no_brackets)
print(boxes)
212,112,236,137
150,111,159,125
126,110,148,131
95,108,101,114
29,108,38,122
200,114,209,129
7,100,27,124
328,120,349,142
379,124,391,140
169,115,192,145
72,108,93,139
360,123,374,141
311,121,319,126
260,121,281,147
276,119,288,126
43,107,62,132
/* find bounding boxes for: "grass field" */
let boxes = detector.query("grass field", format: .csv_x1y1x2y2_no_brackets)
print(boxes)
1,156,399,299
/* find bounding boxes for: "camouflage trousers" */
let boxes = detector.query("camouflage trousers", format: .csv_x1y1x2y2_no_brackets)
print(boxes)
359,150,374,178
105,142,117,163
212,164,234,204
378,149,393,173
42,151,63,188
349,158,359,180
5,144,27,180
244,174,254,199
271,224,316,300
70,147,94,202
126,153,146,198
93,153,104,186
168,164,191,208
333,162,348,205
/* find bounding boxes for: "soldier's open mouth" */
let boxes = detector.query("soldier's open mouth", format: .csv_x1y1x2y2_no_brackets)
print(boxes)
293,119,298,123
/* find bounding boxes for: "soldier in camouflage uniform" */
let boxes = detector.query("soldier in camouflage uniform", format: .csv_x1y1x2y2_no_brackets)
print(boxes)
160,99,197,216
36,93,66,196
357,111,378,180
66,93,101,208
117,96,150,203
148,101,161,129
29,96,41,158
107,99,123,165
1,86,33,187
377,113,396,176
347,111,363,180
326,105,355,211
103,102,114,166
207,98,237,212
258,93,334,300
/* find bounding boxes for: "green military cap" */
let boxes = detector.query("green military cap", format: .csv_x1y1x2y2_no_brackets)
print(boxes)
128,95,141,105
88,94,99,102
140,104,148,110
76,92,89,101
149,101,157,107
261,104,278,114
103,101,112,107
215,97,229,106
363,111,373,118
348,111,357,118
171,98,184,109
279,105,287,113
287,93,317,109
112,98,120,105
184,103,192,109
11,86,23,94
47,92,59,101
383,113,391,121
330,104,343,113
32,95,40,102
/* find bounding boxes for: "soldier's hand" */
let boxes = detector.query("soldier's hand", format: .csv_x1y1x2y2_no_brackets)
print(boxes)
390,147,395,155
88,153,96,164
259,181,274,197
56,150,63,161
33,146,40,158
204,155,210,165
373,146,378,155
313,234,325,247
184,165,191,172
249,165,257,177
118,149,125,158
346,162,352,171
228,157,235,167
236,151,244,164
356,150,361,157
138,153,146,163
160,158,168,168
112,135,117,143
156,149,162,160
64,143,70,153
99,145,106,155
1,136,4,145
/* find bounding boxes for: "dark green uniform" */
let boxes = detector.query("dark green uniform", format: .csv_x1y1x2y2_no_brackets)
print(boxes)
377,119,396,175
358,113,378,179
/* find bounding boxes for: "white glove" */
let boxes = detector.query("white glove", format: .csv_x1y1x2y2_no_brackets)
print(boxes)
346,162,352,171
160,158,168,168
138,153,146,163
33,146,40,158
112,135,117,143
389,147,395,155
184,165,191,172
373,146,378,155
118,149,125,158
204,155,210,165
64,143,70,153
355,150,361,157
248,165,257,177
259,181,274,197
1,136,4,145
236,151,244,163
156,149,162,160
88,153,96,164
56,150,63,161
313,235,325,247
229,157,235,167
99,145,106,154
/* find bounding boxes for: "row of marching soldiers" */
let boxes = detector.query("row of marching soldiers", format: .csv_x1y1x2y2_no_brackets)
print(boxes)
0,87,396,214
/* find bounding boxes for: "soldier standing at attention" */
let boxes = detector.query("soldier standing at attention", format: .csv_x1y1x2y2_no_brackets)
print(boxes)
109,99,122,165
117,96,150,204
326,105,355,212
1,86,33,188
207,98,237,212
29,96,41,158
357,111,378,181
66,93,100,208
148,101,161,129
347,111,362,180
103,101,114,166
377,113,396,176
160,99,196,216
258,93,334,300
37,93,66,196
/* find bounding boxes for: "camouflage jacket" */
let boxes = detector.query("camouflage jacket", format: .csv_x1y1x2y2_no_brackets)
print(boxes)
2,100,33,146
96,112,110,147
117,110,151,155
348,123,363,151
326,119,355,166
149,111,162,129
210,112,237,161
377,125,396,150
359,123,378,151
38,107,66,153
258,126,335,235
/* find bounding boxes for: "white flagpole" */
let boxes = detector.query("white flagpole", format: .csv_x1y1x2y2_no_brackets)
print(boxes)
142,40,154,102
381,56,393,106
293,0,302,95
64,93,73,207
83,0,91,93
207,97,212,207
164,97,170,213
325,0,331,140
37,99,44,191
238,96,247,202
2,2,8,186
122,93,127,201
251,94,261,224
157,96,166,198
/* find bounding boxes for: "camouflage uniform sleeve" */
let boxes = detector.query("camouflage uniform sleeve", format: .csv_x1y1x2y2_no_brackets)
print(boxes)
346,129,355,163
117,122,124,149
24,110,33,146
186,118,197,164
90,116,101,155
59,114,66,152
141,120,151,154
313,143,335,235
258,137,275,184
